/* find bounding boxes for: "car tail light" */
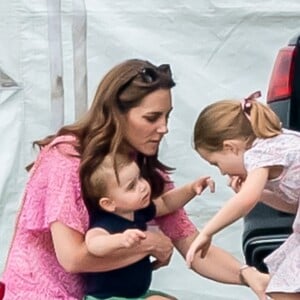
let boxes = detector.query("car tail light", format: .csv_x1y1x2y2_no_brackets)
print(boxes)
267,46,297,103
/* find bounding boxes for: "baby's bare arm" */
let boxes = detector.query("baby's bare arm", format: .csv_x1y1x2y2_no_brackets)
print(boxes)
51,221,173,273
154,176,214,216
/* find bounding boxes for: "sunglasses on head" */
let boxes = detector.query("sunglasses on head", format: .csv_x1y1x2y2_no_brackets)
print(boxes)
117,63,172,106
138,64,171,84
135,64,171,83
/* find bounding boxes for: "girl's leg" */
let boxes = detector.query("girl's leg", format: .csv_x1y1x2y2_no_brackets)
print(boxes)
268,292,300,300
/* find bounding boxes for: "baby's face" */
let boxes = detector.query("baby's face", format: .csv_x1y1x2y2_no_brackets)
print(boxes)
107,161,151,212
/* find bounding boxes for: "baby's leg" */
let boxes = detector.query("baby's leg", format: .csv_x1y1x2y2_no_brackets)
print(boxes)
146,296,177,300
268,292,300,300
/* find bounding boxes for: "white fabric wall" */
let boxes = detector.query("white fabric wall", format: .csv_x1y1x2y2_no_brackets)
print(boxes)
1,1,300,298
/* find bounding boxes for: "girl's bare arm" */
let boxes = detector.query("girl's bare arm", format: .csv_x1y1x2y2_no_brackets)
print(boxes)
201,168,269,237
260,189,298,214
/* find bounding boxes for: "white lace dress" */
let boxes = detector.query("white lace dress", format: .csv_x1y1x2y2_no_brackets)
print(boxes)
244,129,300,293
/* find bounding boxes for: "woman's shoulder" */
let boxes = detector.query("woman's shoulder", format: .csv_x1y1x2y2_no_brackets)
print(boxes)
31,135,80,175
46,134,78,157
49,135,79,155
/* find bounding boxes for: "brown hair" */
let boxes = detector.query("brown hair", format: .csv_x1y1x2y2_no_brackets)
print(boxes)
30,59,175,214
194,97,282,152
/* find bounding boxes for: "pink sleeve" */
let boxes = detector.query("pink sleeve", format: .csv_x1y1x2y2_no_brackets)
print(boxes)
23,144,89,234
154,173,197,241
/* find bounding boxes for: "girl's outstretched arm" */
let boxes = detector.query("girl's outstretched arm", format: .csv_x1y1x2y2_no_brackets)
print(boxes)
186,167,269,265
260,189,298,214
228,176,297,214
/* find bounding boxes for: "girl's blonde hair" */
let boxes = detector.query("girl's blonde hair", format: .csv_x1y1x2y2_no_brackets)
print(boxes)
194,97,282,152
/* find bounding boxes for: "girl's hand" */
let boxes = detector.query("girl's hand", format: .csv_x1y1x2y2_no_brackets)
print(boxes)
121,229,146,248
227,175,244,193
192,176,215,195
185,231,212,267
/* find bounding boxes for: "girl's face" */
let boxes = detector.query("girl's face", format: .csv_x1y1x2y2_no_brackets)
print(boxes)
197,143,247,178
122,89,172,156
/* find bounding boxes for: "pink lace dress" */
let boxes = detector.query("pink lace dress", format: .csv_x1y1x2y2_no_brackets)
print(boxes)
1,136,196,299
244,129,300,293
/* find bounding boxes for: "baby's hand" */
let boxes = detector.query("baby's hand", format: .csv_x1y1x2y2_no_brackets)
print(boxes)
192,176,215,195
186,231,212,268
121,229,146,248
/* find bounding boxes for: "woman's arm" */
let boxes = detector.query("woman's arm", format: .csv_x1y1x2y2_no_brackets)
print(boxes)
51,221,173,273
174,231,242,282
154,176,214,216
174,231,269,300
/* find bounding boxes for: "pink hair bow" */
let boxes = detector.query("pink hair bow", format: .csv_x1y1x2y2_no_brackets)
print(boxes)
241,90,261,119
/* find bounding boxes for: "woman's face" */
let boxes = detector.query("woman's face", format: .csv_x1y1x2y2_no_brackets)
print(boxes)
122,88,172,156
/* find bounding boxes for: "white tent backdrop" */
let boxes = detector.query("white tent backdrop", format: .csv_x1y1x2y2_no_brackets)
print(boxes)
1,1,300,299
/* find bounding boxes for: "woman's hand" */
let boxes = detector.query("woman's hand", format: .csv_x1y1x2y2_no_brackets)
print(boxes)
240,265,270,300
146,229,174,270
185,231,212,267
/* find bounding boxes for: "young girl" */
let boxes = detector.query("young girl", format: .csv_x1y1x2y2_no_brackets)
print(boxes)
83,153,214,300
186,91,300,300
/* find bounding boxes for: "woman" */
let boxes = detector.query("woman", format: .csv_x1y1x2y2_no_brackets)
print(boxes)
1,59,268,299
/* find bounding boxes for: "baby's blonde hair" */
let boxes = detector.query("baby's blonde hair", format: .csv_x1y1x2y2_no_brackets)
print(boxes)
88,153,132,208
194,98,282,152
